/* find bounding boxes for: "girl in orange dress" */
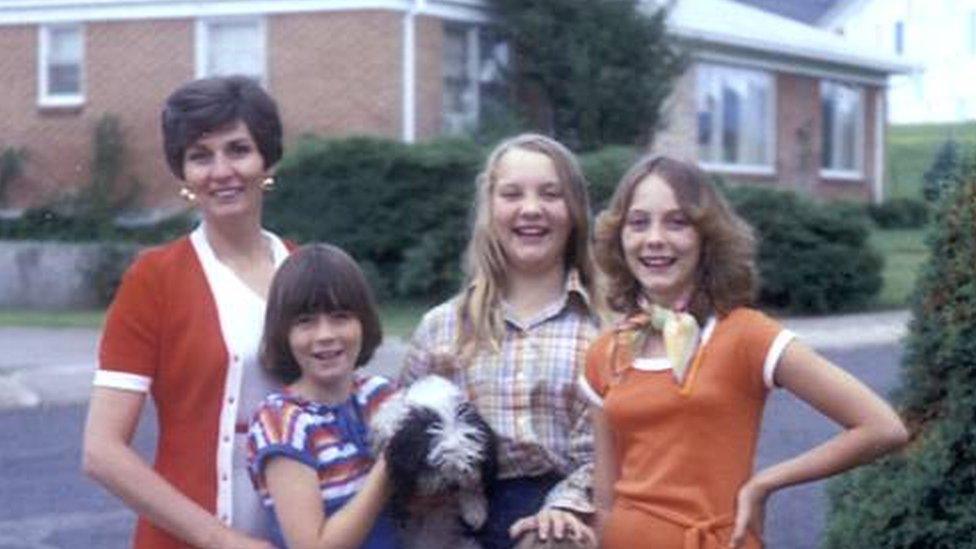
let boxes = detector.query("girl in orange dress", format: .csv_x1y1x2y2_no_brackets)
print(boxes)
580,156,908,549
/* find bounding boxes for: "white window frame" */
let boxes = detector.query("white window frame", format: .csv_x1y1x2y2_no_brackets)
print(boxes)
194,16,267,84
696,63,776,175
820,81,865,180
37,23,84,108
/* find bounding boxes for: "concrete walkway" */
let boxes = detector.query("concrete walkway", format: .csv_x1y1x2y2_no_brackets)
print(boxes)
0,309,910,410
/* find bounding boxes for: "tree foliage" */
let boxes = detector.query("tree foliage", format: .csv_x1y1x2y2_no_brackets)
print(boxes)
823,160,976,547
490,0,686,151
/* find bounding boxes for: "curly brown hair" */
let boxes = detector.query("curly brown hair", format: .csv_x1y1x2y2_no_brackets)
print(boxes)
594,155,757,320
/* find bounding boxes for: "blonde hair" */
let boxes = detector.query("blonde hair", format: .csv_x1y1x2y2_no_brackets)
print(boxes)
594,155,757,320
456,133,596,356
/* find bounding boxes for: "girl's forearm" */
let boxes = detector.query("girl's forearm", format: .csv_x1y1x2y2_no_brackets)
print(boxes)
749,422,907,496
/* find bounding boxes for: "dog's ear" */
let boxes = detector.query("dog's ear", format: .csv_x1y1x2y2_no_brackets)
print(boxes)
385,407,441,521
369,390,408,455
458,403,499,493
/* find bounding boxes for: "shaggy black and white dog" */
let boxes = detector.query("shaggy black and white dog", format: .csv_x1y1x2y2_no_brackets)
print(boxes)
370,375,498,549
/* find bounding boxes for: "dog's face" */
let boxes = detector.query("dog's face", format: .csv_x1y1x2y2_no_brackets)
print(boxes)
370,376,497,527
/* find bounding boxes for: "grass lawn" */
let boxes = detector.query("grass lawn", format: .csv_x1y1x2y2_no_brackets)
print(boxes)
0,301,433,338
870,227,928,309
887,122,976,200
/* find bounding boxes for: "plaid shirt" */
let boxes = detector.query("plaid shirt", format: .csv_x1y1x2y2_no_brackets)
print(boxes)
400,271,599,513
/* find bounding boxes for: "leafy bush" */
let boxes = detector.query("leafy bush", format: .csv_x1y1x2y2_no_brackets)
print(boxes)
0,207,196,243
84,243,139,307
823,162,976,548
266,136,482,300
578,145,637,212
725,186,883,314
867,197,930,229
922,139,963,203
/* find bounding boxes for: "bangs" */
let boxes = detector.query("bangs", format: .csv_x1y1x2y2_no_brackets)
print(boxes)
277,257,362,320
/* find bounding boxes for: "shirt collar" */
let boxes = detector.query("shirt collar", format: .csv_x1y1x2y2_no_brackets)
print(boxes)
499,268,592,330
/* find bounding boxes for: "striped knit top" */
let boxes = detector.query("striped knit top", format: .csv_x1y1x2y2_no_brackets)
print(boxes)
246,374,398,548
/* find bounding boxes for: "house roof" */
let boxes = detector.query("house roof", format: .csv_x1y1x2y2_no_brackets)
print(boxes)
727,0,843,25
663,0,914,78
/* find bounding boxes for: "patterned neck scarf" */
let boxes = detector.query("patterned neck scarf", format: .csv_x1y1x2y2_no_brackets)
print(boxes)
615,295,701,384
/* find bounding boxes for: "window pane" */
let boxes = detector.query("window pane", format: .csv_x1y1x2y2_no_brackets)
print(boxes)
207,21,262,78
49,64,80,94
45,25,82,96
443,25,473,132
821,82,863,171
49,28,81,63
697,64,771,166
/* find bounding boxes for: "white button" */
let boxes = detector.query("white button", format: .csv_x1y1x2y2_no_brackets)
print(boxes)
232,354,240,363
221,474,228,482
223,436,230,443
228,396,235,404
220,514,229,523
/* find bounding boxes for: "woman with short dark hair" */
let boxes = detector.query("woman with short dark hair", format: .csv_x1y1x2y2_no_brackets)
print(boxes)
82,76,291,549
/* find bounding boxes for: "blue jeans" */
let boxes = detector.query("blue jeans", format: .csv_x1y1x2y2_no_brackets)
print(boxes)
475,474,563,549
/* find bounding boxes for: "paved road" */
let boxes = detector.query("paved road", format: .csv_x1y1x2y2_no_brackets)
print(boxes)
0,343,905,549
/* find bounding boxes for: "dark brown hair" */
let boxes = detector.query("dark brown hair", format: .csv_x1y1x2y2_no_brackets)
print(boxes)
161,75,283,180
594,155,758,319
261,243,382,384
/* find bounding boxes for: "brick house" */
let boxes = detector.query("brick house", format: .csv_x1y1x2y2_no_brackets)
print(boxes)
653,0,913,203
0,0,503,215
0,0,911,215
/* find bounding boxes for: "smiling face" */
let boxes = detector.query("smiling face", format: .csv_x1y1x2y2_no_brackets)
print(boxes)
621,173,702,309
181,119,266,223
490,148,572,277
288,311,363,397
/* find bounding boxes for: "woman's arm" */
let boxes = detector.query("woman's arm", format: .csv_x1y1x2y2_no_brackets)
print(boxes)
591,404,618,539
265,455,392,549
82,387,269,549
729,340,909,547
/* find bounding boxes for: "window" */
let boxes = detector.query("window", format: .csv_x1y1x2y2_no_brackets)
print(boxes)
821,81,864,175
442,24,508,134
196,18,265,82
38,24,84,107
696,64,774,171
894,20,904,55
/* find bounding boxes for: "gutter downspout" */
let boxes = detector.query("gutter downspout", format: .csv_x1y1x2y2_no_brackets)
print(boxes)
402,0,424,143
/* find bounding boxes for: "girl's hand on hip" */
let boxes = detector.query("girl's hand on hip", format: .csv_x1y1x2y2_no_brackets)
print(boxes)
729,479,768,548
510,508,596,547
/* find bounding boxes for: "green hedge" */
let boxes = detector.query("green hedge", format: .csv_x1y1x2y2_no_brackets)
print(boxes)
725,185,883,314
265,136,482,300
823,163,976,548
867,197,930,229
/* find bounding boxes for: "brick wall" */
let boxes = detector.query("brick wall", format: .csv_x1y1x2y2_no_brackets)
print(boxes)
650,67,698,163
1,9,448,211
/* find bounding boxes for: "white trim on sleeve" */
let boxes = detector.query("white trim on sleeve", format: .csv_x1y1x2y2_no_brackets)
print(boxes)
92,370,151,392
577,375,604,408
763,329,797,389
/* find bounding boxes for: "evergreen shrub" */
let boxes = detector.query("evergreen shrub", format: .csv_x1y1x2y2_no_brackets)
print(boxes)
724,185,883,314
823,163,976,548
266,136,482,300
867,197,930,229
578,145,638,212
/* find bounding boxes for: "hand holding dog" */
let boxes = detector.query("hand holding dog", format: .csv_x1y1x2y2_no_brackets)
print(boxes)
509,508,597,548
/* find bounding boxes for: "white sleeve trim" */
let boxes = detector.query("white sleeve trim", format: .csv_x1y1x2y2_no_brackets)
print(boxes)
92,370,152,393
577,375,604,408
763,329,797,389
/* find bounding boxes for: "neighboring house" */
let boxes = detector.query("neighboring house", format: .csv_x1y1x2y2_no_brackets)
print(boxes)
0,0,910,213
653,0,912,203
0,0,503,213
815,0,975,125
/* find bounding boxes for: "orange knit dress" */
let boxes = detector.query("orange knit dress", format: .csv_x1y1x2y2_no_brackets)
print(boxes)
581,308,795,549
